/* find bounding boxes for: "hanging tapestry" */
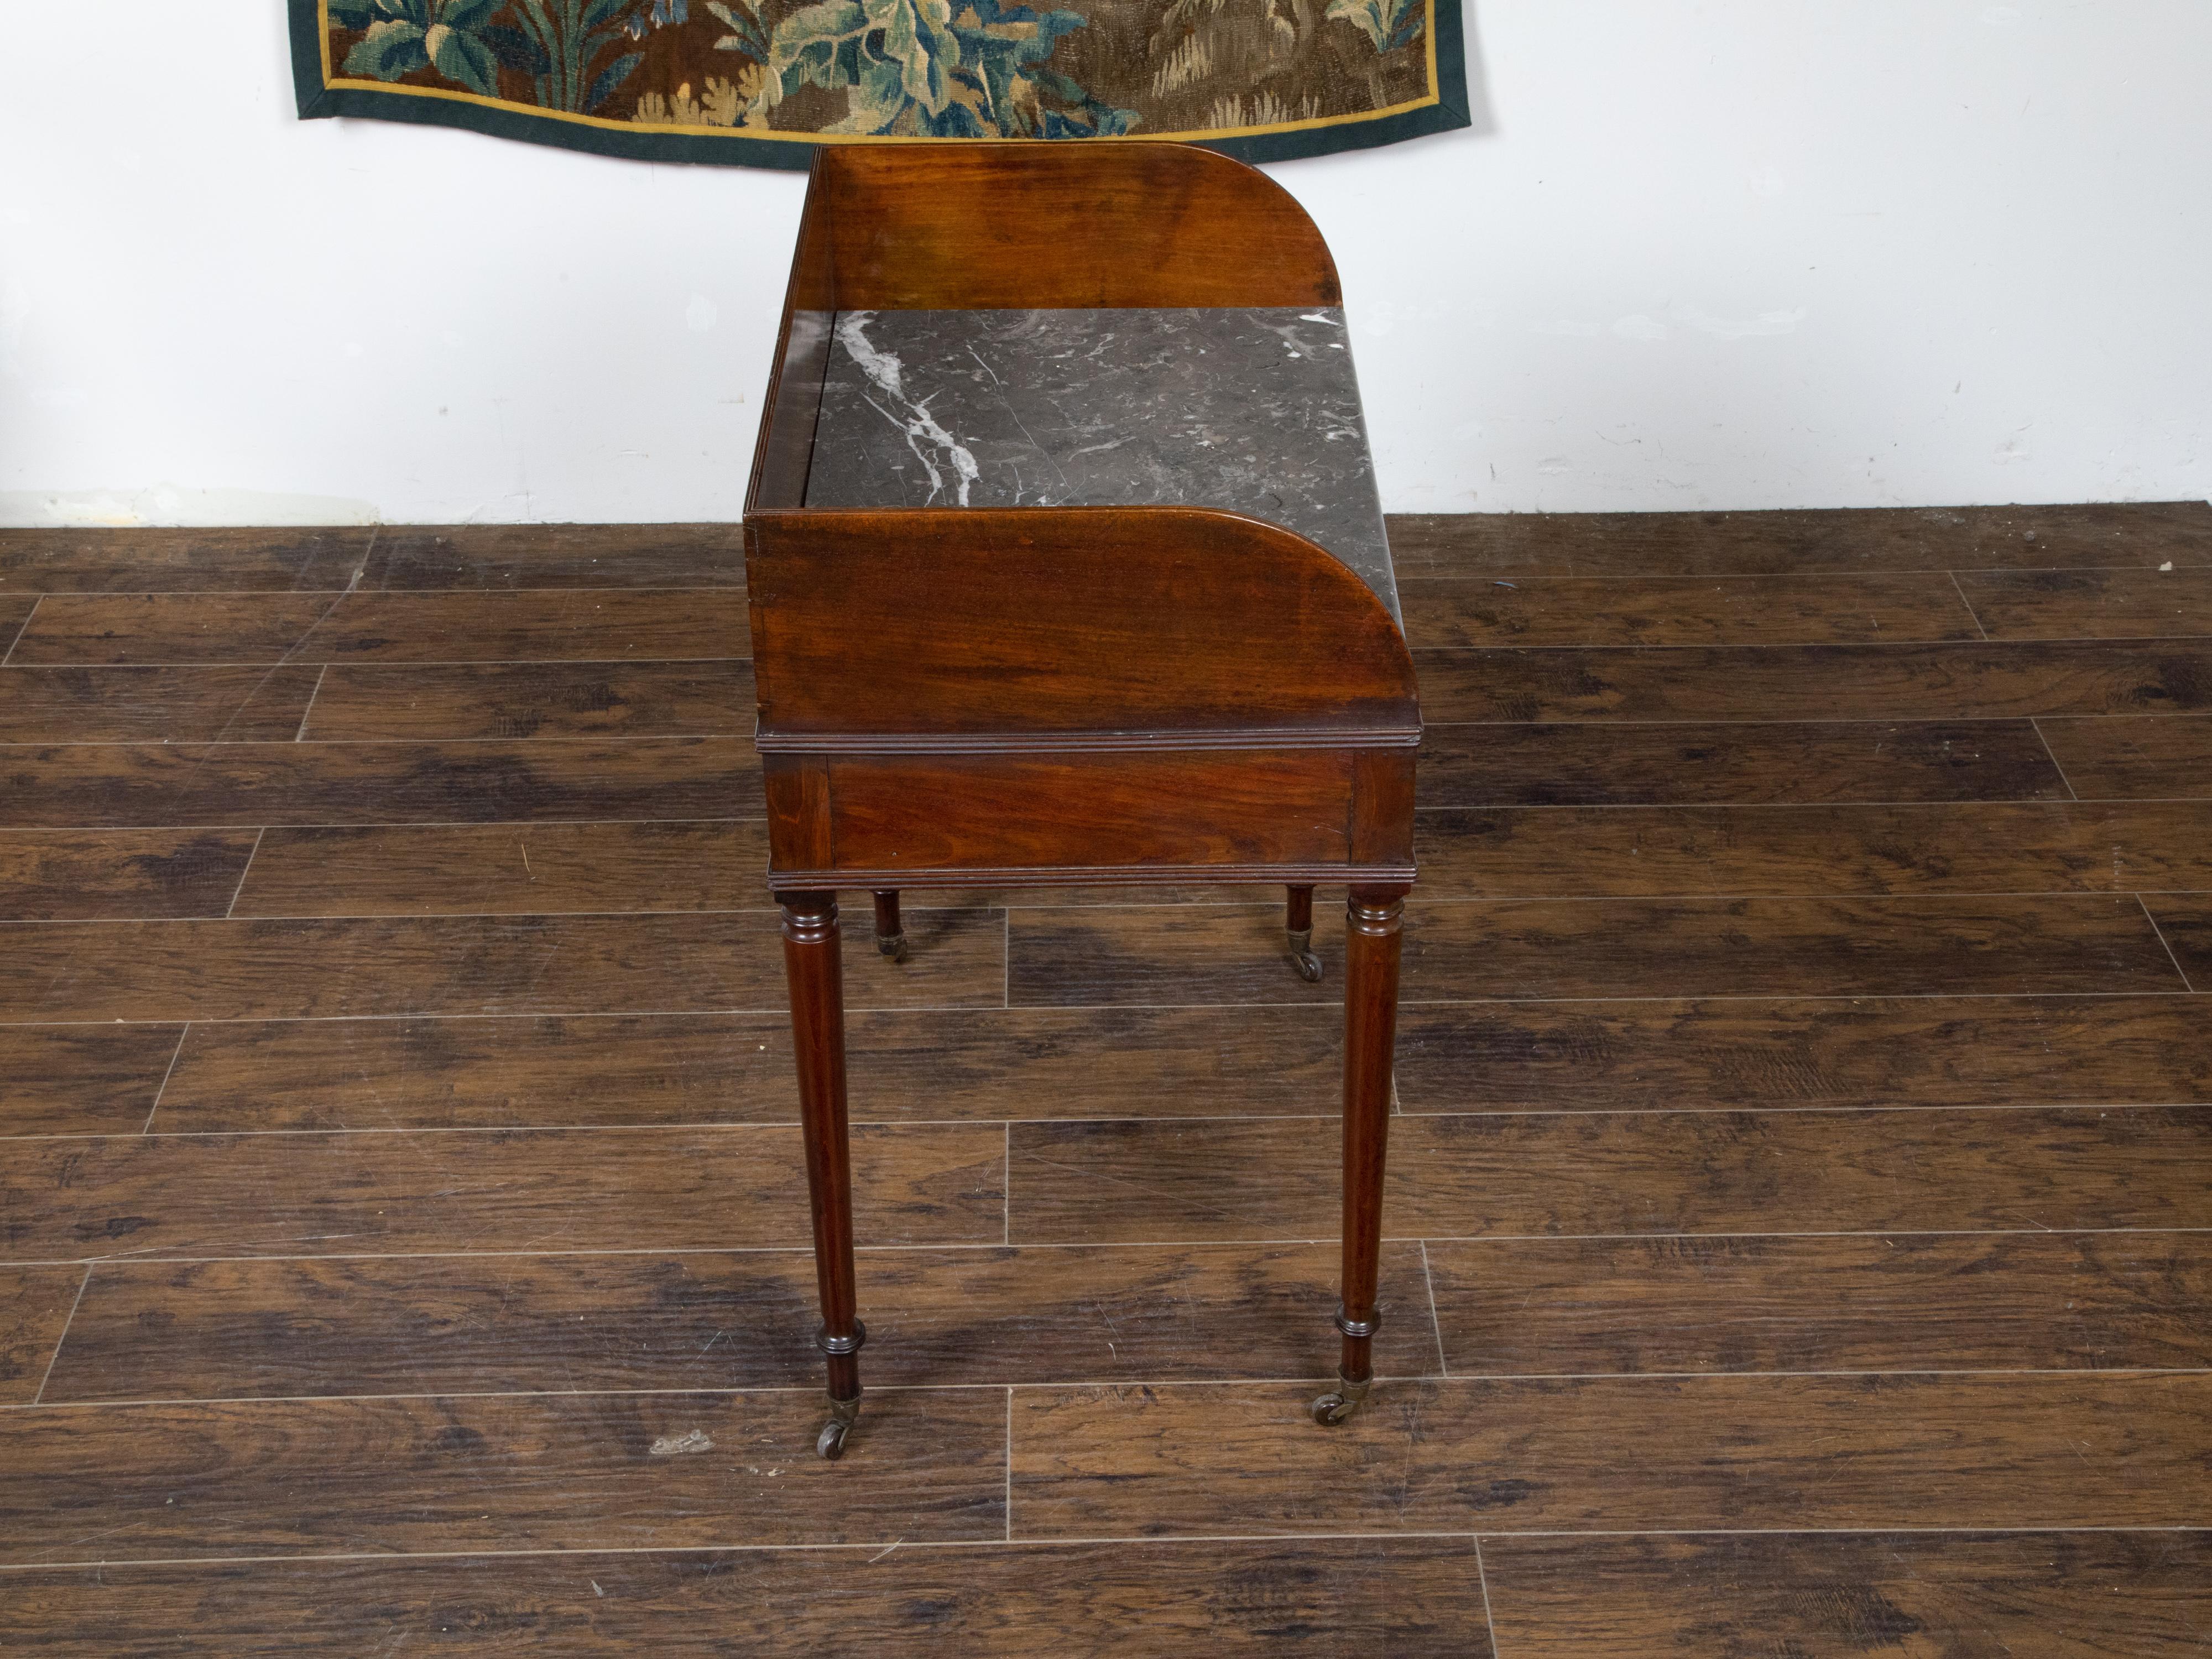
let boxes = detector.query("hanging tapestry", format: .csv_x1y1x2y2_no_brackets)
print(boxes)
285,0,1467,166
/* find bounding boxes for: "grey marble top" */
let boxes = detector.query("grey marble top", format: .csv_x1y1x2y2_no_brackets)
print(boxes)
801,306,1397,622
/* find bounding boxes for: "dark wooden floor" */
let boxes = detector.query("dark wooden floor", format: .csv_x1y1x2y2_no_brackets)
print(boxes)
2,505,2209,1654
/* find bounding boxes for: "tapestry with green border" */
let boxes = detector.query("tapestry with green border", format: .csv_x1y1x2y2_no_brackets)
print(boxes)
286,0,1468,166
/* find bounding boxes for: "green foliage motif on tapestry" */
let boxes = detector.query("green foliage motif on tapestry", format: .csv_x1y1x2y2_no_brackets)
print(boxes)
1323,0,1422,54
331,0,508,96
731,0,1133,136
298,0,1469,163
503,0,650,112
332,0,652,112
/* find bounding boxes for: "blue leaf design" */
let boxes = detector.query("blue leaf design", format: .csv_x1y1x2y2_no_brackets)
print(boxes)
342,19,431,79
432,24,499,94
755,0,1120,138
581,0,633,35
918,100,989,137
480,23,551,73
585,48,645,109
706,0,769,59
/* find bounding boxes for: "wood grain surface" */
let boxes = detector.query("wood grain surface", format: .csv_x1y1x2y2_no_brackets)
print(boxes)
3,511,2206,1655
2,1122,1005,1261
1005,1106,2212,1243
0,737,763,827
0,1538,1490,1657
0,1266,83,1404
1415,800,2212,896
1479,1531,2212,1658
747,508,1415,739
811,143,1340,311
353,523,748,591
1956,566,2212,639
0,592,36,646
1391,993,2212,1111
0,665,325,742
2142,896,2212,988
0,908,1006,1022
148,1005,1344,1131
1006,1373,2212,1535
43,1242,1438,1402
2037,712,2212,797
0,830,260,920
231,820,771,916
1006,894,2187,1004
1385,502,2212,577
1415,640,2212,723
823,749,1358,873
1417,718,2072,804
8,590,748,666
1423,1232,2212,1374
0,1024,184,1136
301,661,755,740
1399,572,1981,648
0,524,745,593
0,1387,1009,1561
0,526,377,593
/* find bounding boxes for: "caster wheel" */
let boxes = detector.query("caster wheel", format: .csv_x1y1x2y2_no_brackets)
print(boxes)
877,935,909,963
817,1418,851,1460
1311,1390,1358,1426
1310,1374,1370,1426
1291,948,1323,983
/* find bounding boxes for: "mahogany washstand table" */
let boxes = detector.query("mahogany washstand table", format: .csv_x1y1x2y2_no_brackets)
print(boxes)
742,140,1420,1458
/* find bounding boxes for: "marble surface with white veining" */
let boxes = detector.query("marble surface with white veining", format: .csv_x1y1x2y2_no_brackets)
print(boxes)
800,306,1397,619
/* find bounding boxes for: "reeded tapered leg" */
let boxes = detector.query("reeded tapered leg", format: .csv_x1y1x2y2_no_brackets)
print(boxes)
1314,884,1406,1426
778,889,866,1458
871,889,909,962
1285,884,1322,982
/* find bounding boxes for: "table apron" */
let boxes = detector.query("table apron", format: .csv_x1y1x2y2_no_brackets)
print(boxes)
763,745,1416,882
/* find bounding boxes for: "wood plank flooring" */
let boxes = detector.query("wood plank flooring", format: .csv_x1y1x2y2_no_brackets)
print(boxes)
1,509,2208,1655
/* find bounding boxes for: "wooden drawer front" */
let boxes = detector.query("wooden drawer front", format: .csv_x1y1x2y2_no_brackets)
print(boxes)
825,750,1357,874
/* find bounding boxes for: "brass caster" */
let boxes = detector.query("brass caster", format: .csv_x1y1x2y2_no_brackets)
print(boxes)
1310,1375,1372,1427
1287,928,1323,983
876,933,909,963
817,1395,860,1460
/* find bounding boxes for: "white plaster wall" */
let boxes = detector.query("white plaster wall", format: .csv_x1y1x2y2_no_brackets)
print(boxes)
3,1,2208,525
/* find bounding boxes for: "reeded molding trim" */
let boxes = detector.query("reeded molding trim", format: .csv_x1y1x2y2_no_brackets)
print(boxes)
765,861,1417,892
755,726,1422,755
